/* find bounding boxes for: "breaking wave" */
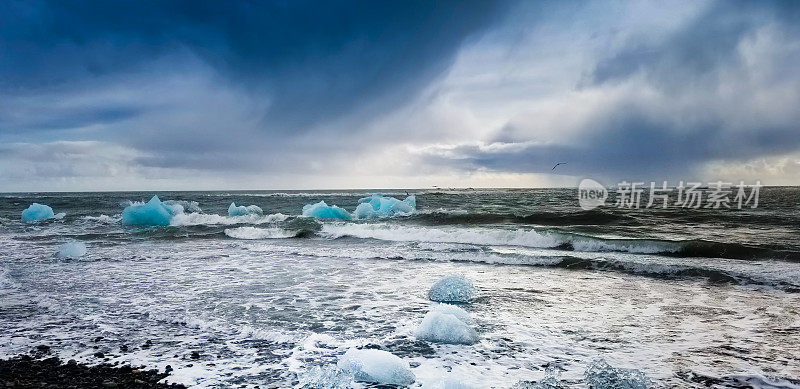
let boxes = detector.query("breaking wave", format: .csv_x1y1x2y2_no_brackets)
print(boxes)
319,223,563,248
317,223,800,261
411,209,634,226
170,212,288,226
224,226,304,239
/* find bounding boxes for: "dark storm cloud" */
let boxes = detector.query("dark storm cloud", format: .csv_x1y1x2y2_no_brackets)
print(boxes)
425,0,800,182
588,1,800,88
0,0,511,133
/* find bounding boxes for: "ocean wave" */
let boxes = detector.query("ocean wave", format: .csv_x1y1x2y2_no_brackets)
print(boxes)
318,223,677,255
410,209,633,226
224,226,303,239
170,212,289,226
243,241,800,292
678,370,800,388
317,223,800,261
319,223,563,248
79,214,121,224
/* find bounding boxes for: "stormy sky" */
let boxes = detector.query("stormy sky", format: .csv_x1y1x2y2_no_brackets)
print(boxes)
2,0,799,191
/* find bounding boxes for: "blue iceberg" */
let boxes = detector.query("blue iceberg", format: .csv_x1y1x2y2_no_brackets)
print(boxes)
57,242,87,259
415,304,478,345
429,275,476,303
353,194,416,219
584,359,651,389
122,195,175,226
337,348,415,386
302,201,351,220
228,202,263,216
21,203,64,222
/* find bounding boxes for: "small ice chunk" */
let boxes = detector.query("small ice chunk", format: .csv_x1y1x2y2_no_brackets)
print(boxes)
354,194,416,219
512,365,568,388
415,304,478,345
428,275,476,303
21,203,61,222
337,348,415,386
163,200,202,213
122,195,173,226
57,242,87,258
228,202,263,216
584,359,651,389
302,201,352,220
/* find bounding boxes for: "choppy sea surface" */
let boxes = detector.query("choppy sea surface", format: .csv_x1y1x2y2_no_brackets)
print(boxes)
1,188,799,388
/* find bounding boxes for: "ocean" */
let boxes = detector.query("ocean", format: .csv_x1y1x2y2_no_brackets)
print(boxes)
1,189,799,388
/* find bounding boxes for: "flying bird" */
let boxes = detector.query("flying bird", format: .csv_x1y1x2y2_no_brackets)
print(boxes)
552,162,567,171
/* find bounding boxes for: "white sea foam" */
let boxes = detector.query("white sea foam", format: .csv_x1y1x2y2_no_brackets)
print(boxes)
171,212,288,226
570,237,679,254
80,214,121,224
319,223,687,256
224,226,298,239
319,223,562,248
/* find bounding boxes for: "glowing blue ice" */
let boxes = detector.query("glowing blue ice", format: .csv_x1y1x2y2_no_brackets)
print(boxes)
302,201,352,220
337,348,415,386
428,275,476,303
57,242,87,259
122,195,174,226
415,304,478,345
21,203,61,222
228,202,263,216
353,194,416,219
584,359,651,389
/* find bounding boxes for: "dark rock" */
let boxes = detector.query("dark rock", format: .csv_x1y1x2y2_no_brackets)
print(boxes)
190,352,200,359
94,336,105,342
94,352,105,359
120,345,129,352
0,354,186,388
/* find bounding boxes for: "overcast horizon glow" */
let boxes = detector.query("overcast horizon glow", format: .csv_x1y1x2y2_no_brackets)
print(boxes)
2,0,799,191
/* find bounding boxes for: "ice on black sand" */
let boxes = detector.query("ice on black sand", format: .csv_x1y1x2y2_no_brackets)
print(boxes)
337,348,415,386
415,304,478,345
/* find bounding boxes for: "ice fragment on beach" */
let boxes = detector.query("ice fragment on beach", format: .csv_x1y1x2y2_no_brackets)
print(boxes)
428,275,476,303
415,304,478,345
337,348,415,386
122,195,174,226
512,365,568,388
302,201,352,220
228,202,263,216
57,242,87,258
584,359,651,389
353,194,416,219
21,203,63,222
